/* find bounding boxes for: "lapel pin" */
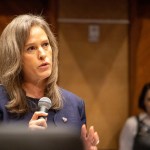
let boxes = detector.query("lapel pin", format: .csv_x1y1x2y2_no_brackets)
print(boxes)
62,117,67,123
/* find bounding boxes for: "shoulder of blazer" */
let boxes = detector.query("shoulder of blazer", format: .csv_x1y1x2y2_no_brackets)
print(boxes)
0,85,10,104
59,87,85,105
0,85,10,116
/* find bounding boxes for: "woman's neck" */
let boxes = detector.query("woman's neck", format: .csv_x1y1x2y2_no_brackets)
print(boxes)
22,81,46,99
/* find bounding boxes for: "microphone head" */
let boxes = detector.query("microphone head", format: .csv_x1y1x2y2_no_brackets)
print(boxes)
38,97,52,110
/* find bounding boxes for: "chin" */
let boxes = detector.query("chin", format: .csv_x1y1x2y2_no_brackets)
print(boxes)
43,72,52,79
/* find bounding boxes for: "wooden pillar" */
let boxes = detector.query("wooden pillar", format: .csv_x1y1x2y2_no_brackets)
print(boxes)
47,0,59,34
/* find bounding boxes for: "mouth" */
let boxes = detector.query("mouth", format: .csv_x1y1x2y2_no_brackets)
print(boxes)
39,62,49,67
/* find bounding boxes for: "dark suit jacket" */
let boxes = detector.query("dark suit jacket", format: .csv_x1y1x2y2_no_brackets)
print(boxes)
0,85,86,132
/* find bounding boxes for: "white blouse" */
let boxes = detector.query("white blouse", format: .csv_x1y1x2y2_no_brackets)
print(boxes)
119,113,150,150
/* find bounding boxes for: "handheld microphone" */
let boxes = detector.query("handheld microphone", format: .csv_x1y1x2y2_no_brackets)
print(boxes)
38,97,52,119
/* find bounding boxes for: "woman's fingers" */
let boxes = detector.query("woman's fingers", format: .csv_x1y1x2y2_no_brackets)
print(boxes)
81,124,100,150
81,124,87,139
88,126,95,142
29,118,47,126
30,111,48,120
92,132,100,146
90,146,98,150
29,111,48,130
29,124,46,130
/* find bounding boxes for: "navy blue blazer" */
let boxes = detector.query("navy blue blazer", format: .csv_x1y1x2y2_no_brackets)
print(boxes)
0,85,86,132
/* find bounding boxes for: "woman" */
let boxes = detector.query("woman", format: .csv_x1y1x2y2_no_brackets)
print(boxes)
0,14,99,150
119,83,150,150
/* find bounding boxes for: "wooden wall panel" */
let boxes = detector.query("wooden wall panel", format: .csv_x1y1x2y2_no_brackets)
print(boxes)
0,0,57,34
130,0,150,115
59,0,128,19
58,0,129,149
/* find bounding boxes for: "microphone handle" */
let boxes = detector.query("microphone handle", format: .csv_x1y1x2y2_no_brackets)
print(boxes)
38,107,48,119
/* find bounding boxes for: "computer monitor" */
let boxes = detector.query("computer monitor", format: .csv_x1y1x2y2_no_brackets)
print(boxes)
0,125,84,150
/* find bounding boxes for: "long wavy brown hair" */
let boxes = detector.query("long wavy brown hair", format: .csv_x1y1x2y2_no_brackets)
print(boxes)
0,14,62,115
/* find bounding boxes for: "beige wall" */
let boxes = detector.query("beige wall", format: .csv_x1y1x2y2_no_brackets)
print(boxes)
58,0,129,149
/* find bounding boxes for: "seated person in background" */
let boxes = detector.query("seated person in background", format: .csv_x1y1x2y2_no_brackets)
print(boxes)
119,83,150,150
0,14,99,150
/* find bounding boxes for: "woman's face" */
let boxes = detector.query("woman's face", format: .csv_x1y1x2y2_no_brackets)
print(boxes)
144,89,150,114
22,26,52,84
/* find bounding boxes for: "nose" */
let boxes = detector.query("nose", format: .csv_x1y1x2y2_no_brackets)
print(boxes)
38,47,46,60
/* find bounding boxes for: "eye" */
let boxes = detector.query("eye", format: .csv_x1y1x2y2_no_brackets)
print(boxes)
26,46,36,52
42,42,49,48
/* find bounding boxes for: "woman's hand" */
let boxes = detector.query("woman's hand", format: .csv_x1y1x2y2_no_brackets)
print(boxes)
28,111,48,130
81,124,99,150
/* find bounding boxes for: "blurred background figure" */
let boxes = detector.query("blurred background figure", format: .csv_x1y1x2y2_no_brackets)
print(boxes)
119,83,150,150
